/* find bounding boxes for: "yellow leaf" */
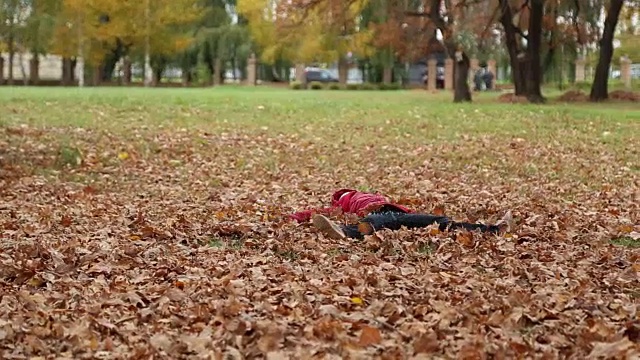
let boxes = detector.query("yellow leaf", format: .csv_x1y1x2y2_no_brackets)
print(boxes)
128,234,141,241
118,152,129,160
351,297,364,305
619,225,633,234
27,276,46,287
89,337,99,350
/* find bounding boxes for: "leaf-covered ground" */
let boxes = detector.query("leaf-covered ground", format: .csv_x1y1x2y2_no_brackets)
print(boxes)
1,87,639,359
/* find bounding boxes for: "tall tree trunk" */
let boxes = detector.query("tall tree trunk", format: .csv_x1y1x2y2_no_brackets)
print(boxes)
383,66,393,83
590,0,624,102
8,34,15,85
62,57,73,85
181,69,190,87
92,65,101,86
152,67,162,86
525,0,545,103
338,57,349,85
0,57,4,84
453,50,472,102
499,0,527,95
18,52,28,85
102,43,126,82
71,58,77,84
123,57,132,85
232,57,237,81
29,54,40,85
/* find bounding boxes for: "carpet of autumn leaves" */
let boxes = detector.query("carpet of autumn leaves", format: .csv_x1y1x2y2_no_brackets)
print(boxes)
1,89,639,359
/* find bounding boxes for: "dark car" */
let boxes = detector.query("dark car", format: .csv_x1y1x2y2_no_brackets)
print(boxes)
304,68,339,83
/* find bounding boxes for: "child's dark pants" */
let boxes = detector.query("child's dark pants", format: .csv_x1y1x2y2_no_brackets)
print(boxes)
341,209,500,239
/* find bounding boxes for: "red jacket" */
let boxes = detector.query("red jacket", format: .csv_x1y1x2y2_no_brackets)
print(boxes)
289,189,412,223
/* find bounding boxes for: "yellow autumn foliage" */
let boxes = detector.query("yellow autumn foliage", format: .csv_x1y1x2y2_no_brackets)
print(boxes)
50,0,202,64
238,0,373,64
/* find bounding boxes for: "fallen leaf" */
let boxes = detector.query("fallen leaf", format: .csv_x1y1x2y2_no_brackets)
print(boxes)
433,205,446,216
358,222,374,235
413,331,439,354
358,326,382,347
150,333,172,352
351,297,364,305
587,338,634,359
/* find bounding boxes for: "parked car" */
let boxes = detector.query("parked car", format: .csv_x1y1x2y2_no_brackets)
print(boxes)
304,67,339,83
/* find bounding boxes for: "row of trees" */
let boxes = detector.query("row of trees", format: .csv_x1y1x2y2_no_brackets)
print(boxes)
238,0,639,102
0,0,638,102
0,0,254,86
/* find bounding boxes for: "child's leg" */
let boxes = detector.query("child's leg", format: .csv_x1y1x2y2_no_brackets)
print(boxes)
361,212,501,234
312,212,502,241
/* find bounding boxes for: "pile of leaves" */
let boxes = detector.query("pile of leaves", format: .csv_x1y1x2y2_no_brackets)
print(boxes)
557,90,589,103
609,90,640,102
496,93,529,103
1,119,639,359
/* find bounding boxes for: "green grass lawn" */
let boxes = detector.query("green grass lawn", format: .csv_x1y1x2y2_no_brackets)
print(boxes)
1,86,639,358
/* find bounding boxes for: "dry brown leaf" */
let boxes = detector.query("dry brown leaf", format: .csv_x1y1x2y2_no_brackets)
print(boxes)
413,331,439,354
2,96,638,359
358,326,382,347
587,338,635,359
150,333,172,352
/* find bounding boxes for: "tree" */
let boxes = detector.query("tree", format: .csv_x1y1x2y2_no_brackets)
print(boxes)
590,0,625,101
0,0,31,84
405,0,474,102
539,0,602,89
174,0,238,85
49,0,202,85
20,0,62,84
525,0,545,103
218,25,252,81
238,0,372,84
496,0,526,95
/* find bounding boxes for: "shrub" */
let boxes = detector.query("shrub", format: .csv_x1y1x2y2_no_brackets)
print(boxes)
572,81,592,91
309,81,324,90
378,83,402,90
386,82,402,90
290,81,304,90
328,83,341,90
361,83,376,90
345,84,360,90
194,60,212,86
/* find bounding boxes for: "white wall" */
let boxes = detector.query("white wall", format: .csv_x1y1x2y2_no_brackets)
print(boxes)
1,52,66,81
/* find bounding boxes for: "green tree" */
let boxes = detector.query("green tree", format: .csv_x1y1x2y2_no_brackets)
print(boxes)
1,0,32,84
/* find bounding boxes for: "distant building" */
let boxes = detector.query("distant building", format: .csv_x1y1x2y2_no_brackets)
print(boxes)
1,52,66,81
